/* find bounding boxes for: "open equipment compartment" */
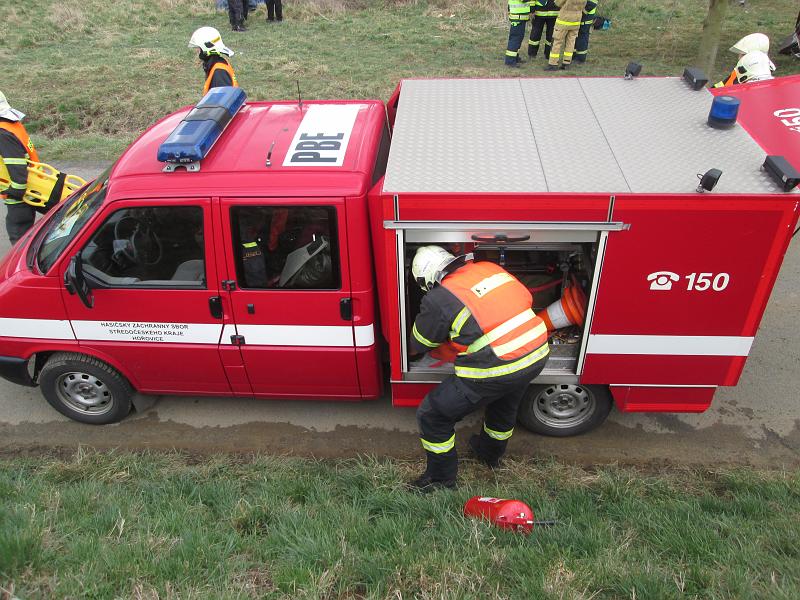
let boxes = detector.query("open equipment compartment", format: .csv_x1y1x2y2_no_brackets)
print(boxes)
398,225,605,381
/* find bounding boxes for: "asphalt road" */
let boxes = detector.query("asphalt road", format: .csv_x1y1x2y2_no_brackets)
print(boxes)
1,162,798,466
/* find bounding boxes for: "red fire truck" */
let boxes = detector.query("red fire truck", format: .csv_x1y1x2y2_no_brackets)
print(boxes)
0,75,798,434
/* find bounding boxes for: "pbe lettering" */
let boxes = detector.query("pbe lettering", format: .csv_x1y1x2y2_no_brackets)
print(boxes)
291,132,344,163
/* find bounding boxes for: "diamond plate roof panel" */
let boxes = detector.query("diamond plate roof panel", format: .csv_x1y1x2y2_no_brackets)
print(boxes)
382,78,790,196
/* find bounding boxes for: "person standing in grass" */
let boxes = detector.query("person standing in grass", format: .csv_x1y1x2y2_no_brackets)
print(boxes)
0,91,46,244
188,27,239,96
266,0,283,22
528,0,559,60
407,246,550,492
545,0,584,70
573,0,598,64
505,0,533,67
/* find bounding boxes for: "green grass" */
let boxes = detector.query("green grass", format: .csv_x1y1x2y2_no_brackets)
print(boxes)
3,0,799,160
1,450,799,598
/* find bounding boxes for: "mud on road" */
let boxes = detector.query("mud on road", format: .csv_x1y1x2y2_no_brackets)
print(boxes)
1,162,799,467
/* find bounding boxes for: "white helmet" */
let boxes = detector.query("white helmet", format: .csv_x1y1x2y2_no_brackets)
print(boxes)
729,33,769,55
188,27,234,57
412,246,458,291
735,50,775,84
0,91,24,122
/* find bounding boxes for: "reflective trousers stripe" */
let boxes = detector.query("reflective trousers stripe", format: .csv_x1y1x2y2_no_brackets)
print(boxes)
455,343,549,379
484,424,514,441
421,434,455,454
506,50,519,57
556,19,580,26
413,323,439,348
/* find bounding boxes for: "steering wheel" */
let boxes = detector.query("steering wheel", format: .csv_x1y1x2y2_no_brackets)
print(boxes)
113,216,163,266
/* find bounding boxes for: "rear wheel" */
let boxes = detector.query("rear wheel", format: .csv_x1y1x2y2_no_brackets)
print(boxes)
38,353,133,424
517,383,612,437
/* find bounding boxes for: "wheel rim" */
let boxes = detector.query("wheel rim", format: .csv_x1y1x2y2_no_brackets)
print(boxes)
55,371,114,416
532,384,595,430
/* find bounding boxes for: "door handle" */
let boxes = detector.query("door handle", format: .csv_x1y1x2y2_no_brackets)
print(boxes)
340,297,353,321
209,296,223,319
470,233,531,244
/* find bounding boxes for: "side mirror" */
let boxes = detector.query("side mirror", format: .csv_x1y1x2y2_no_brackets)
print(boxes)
64,253,94,309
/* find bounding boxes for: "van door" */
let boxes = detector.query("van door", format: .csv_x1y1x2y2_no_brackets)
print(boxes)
60,199,232,395
219,198,361,398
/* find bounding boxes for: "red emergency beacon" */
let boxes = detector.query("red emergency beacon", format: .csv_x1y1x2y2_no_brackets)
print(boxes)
463,496,535,534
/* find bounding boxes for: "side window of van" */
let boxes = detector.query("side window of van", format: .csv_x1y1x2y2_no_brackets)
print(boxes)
81,206,205,288
231,206,340,290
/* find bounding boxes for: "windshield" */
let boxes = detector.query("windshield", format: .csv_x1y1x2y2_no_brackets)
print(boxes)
34,166,112,274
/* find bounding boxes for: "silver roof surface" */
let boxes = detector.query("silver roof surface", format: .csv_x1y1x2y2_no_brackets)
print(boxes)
383,78,786,195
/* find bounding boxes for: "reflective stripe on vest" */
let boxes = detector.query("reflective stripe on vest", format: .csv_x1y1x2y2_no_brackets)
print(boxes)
442,262,548,363
509,0,532,19
0,121,40,163
203,61,239,95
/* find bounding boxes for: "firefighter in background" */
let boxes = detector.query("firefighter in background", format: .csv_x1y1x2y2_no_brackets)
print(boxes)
573,0,598,64
712,33,774,88
266,0,283,22
188,27,239,96
228,0,248,32
505,0,534,68
733,51,775,84
545,0,585,71
0,91,47,244
408,246,550,492
528,0,559,59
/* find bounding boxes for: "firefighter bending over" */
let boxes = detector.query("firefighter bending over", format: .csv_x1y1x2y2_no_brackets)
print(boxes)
408,246,550,492
0,91,48,244
188,27,239,96
712,33,775,88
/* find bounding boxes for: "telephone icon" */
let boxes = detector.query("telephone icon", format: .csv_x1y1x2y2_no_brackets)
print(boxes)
647,271,680,291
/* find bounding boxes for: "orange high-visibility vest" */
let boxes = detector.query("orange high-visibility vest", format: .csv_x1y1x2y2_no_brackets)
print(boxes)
443,261,548,362
202,61,239,96
0,120,40,163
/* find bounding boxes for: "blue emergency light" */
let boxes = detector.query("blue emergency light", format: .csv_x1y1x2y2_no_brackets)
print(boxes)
707,95,740,130
157,86,247,170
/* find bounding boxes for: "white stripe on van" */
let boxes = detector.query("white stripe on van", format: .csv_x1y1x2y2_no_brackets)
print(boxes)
586,334,754,356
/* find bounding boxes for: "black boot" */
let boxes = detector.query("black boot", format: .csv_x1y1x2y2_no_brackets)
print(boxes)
468,434,505,469
408,451,458,493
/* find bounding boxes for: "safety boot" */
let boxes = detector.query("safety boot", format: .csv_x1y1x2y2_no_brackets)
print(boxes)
528,46,538,58
407,451,458,493
468,434,504,470
544,64,558,71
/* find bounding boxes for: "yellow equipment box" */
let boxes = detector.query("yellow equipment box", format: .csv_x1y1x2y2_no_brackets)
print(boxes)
0,158,87,208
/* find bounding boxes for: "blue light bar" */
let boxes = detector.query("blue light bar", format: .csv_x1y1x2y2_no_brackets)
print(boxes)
157,86,247,167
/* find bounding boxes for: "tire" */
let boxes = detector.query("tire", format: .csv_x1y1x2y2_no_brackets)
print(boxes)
517,383,612,437
38,352,133,425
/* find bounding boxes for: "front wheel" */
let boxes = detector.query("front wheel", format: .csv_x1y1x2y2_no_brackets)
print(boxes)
38,352,133,424
517,383,612,437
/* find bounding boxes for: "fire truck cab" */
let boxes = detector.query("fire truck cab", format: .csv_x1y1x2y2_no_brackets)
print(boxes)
0,76,798,434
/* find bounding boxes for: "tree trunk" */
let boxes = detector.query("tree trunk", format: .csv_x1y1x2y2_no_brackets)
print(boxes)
696,0,730,77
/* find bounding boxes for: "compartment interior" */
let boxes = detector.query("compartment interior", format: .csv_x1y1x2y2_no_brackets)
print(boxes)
403,239,599,379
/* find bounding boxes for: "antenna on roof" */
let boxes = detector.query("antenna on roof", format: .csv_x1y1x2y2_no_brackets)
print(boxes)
296,80,303,109
265,140,276,167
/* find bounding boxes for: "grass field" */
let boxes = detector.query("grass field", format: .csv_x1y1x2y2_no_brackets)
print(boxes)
1,450,799,599
2,0,799,159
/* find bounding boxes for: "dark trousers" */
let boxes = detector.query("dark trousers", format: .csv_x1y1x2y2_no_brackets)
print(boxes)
528,16,556,58
228,0,246,26
266,0,282,21
416,360,546,480
5,202,36,244
574,22,592,62
505,20,529,65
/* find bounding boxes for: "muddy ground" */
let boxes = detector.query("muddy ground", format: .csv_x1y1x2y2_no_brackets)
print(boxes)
1,162,798,467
